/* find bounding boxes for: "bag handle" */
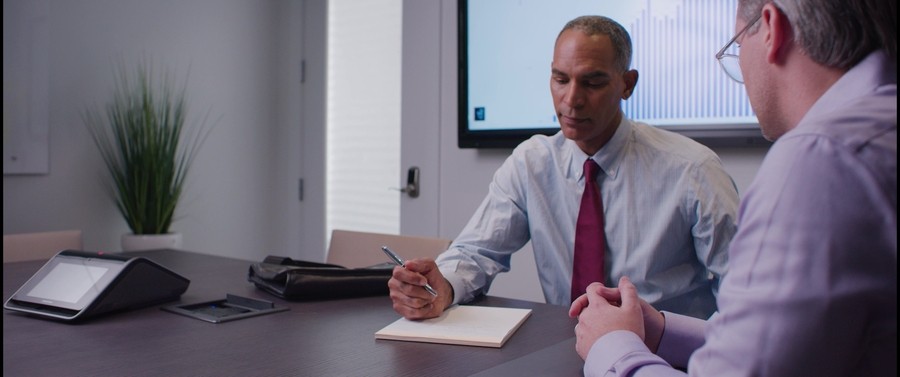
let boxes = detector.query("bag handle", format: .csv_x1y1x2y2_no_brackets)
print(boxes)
262,255,346,269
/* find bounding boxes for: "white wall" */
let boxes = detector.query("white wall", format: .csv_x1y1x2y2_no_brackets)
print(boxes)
2,0,304,262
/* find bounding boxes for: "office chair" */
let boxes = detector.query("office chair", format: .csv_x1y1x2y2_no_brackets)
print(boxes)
3,230,83,263
326,229,451,268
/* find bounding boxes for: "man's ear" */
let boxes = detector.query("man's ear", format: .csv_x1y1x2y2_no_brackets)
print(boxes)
761,3,792,64
622,69,639,99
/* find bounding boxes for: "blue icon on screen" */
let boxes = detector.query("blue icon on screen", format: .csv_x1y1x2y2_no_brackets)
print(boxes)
474,107,485,121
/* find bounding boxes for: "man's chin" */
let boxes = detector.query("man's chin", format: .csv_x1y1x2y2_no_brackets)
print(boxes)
560,126,588,141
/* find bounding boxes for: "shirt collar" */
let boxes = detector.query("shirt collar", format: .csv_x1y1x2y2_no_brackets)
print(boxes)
565,117,631,181
802,50,896,130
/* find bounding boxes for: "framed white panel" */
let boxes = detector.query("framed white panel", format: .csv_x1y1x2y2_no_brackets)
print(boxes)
3,0,50,175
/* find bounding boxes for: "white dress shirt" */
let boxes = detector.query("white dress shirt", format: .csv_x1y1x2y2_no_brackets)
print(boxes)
438,118,739,319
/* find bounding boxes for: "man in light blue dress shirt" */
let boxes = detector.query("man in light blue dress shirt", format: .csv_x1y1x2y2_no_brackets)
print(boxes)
387,16,740,321
570,0,897,375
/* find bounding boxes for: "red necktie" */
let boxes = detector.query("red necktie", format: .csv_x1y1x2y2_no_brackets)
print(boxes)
572,158,605,302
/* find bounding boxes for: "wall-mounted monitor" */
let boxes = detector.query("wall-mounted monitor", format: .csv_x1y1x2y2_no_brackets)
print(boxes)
458,0,771,148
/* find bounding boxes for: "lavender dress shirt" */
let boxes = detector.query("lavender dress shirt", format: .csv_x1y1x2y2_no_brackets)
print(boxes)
584,50,897,376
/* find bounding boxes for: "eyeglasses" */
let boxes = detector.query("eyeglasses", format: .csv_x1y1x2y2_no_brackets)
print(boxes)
715,13,762,83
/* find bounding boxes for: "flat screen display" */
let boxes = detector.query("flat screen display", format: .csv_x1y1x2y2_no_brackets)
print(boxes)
27,263,110,304
10,254,124,311
459,0,769,148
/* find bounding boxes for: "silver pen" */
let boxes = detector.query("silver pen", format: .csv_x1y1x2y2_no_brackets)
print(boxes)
381,246,438,297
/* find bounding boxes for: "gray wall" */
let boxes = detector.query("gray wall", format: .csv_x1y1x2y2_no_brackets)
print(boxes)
3,0,304,262
3,0,768,302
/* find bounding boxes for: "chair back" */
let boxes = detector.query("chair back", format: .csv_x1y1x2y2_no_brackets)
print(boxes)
326,229,451,268
3,230,83,263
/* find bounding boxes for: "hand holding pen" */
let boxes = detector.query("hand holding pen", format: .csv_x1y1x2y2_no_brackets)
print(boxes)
381,246,438,297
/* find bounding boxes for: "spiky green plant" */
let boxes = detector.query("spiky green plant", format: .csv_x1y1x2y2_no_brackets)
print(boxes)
84,62,207,235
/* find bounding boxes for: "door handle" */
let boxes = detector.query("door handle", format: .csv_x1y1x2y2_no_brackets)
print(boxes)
398,166,420,198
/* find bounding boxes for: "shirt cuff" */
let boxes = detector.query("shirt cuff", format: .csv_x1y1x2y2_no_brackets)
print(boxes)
656,311,707,368
438,265,468,305
584,330,670,377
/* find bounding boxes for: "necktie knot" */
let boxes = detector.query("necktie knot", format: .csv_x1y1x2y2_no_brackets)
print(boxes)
583,159,600,181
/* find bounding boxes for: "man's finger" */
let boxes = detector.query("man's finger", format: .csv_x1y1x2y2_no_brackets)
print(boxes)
617,276,640,310
568,293,589,317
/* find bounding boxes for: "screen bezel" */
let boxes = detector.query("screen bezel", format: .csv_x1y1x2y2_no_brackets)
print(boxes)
456,0,771,149
9,253,126,312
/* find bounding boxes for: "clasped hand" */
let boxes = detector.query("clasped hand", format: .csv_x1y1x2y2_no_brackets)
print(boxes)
387,258,453,320
568,276,666,360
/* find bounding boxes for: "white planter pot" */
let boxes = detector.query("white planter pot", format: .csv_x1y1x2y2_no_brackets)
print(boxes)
121,233,183,251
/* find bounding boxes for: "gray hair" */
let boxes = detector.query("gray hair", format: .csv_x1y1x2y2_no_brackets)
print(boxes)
738,0,897,68
557,15,633,72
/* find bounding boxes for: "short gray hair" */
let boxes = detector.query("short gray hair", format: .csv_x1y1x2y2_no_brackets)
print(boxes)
557,16,633,73
738,0,896,68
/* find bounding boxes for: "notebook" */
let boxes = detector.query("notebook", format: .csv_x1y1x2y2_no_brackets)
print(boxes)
374,305,532,348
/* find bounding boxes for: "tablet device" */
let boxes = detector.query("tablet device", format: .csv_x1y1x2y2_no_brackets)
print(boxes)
4,250,189,321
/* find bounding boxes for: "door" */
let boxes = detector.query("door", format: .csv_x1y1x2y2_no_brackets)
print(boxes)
298,0,444,262
399,0,442,237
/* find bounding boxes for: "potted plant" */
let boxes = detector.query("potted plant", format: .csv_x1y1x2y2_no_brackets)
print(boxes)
84,62,208,251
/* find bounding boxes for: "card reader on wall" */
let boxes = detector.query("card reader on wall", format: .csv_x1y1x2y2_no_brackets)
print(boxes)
4,250,190,322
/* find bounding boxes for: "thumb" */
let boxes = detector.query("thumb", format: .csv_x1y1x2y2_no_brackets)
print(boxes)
618,276,640,310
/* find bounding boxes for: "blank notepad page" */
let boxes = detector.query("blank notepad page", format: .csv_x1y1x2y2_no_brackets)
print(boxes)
374,305,532,348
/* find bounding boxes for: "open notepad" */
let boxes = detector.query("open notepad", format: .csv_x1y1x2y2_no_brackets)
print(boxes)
375,305,532,348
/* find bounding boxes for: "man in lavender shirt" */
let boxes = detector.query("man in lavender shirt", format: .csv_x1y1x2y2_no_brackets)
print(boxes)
569,0,897,376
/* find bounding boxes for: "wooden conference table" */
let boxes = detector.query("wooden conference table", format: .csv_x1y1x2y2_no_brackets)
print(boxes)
3,249,584,376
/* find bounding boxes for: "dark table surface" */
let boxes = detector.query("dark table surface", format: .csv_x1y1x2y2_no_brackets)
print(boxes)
3,249,584,376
